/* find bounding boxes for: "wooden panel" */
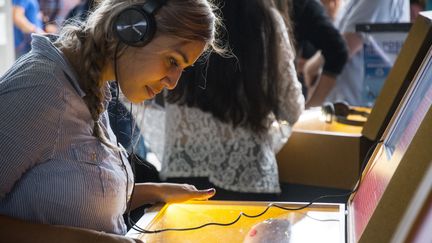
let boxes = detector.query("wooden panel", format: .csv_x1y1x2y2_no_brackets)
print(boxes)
277,129,361,189
277,108,363,189
349,96,432,243
391,163,432,243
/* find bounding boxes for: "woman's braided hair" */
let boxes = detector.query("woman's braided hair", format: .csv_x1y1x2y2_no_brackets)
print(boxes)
55,0,222,147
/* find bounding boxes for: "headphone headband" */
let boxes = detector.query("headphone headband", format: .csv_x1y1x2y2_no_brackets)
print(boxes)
143,0,167,13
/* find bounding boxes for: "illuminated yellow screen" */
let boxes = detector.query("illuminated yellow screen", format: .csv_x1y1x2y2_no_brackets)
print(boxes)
132,201,344,243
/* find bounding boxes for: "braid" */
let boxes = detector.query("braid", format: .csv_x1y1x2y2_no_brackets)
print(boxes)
56,23,118,149
79,32,118,149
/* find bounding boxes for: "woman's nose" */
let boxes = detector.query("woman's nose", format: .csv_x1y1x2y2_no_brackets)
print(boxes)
162,69,183,90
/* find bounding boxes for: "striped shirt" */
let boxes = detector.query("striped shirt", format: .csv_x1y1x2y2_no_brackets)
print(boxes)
0,34,133,235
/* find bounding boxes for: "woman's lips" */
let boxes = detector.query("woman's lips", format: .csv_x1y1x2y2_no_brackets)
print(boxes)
146,85,155,98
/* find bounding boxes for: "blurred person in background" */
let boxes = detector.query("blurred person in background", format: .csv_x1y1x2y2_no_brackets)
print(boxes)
65,0,95,22
325,0,410,106
285,0,348,107
39,0,62,33
410,0,425,22
12,0,45,57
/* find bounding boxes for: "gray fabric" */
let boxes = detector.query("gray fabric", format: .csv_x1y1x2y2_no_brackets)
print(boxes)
0,34,133,235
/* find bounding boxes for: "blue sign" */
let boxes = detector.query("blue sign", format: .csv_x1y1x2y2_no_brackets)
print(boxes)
362,33,407,106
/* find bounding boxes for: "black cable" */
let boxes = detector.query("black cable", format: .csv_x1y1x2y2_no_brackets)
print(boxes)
128,139,384,234
351,139,384,194
112,42,160,233
113,43,121,142
112,42,136,220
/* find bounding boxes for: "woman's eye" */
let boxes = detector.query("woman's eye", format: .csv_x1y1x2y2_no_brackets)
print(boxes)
169,57,179,68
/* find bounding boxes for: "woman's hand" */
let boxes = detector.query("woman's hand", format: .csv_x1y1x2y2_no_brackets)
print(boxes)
155,183,216,203
131,183,216,209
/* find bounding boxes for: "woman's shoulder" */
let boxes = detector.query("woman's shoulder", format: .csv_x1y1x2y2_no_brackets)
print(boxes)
0,54,68,101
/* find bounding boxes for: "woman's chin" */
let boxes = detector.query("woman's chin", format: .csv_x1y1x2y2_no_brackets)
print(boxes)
123,94,148,104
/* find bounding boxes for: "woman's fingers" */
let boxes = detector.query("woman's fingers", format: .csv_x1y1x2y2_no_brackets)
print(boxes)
191,188,216,200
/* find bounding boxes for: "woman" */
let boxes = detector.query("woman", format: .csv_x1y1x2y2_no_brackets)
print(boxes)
0,0,221,242
144,0,304,199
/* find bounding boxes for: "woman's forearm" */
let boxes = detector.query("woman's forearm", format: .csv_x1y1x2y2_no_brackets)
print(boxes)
306,73,337,108
0,215,140,243
130,183,163,210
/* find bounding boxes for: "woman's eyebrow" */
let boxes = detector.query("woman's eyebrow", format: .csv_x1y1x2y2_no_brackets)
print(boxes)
174,49,189,64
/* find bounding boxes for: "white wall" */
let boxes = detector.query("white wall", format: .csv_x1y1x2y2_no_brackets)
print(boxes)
0,0,15,76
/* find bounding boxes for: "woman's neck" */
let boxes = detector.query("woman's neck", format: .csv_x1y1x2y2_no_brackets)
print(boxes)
100,62,115,83
61,47,114,86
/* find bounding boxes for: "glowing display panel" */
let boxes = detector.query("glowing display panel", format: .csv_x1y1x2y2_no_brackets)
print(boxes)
128,201,345,243
350,46,432,242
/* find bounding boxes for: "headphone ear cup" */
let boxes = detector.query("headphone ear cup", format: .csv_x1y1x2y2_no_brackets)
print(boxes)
321,102,335,123
113,7,156,47
321,102,365,126
333,101,350,117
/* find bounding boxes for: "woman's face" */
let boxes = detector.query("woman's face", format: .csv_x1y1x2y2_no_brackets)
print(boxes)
116,35,206,103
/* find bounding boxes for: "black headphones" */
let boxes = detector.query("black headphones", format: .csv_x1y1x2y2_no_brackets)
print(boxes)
113,0,167,47
321,101,369,126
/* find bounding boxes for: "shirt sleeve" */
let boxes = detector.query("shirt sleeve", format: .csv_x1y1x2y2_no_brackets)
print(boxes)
339,0,392,33
271,8,305,125
0,68,64,200
300,0,349,75
12,0,26,7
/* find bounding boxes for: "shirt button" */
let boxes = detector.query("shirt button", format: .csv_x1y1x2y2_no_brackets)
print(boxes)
91,152,97,161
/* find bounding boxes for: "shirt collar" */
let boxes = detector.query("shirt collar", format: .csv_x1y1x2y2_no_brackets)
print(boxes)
30,34,86,97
